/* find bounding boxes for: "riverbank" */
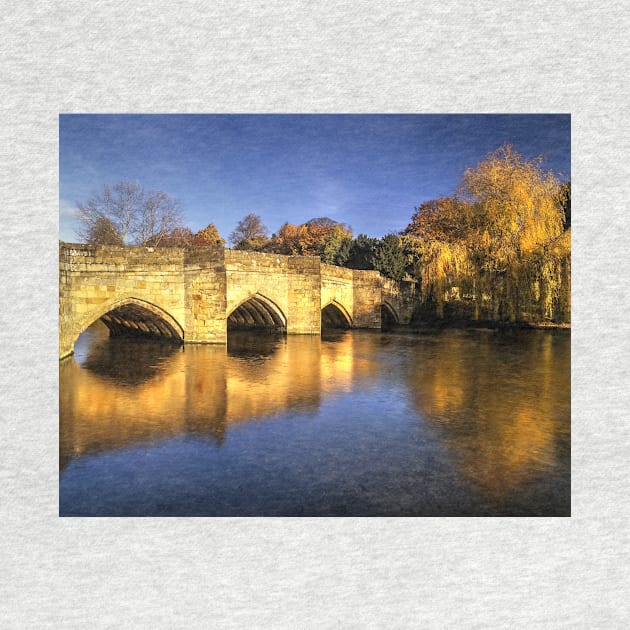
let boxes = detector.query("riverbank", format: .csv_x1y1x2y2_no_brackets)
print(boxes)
401,319,571,333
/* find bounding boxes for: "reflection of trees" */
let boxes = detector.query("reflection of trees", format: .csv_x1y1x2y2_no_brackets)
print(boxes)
60,331,375,469
408,331,570,500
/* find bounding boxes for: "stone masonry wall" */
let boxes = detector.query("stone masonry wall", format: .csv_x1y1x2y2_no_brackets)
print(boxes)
60,243,186,358
381,277,417,324
184,246,227,343
224,250,290,318
352,269,383,329
287,256,322,334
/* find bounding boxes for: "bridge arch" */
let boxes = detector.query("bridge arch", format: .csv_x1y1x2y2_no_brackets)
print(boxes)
321,300,352,329
76,297,184,347
227,293,287,332
381,301,399,330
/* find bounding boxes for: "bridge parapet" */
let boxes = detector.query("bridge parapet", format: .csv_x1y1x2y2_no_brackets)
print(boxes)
60,242,185,272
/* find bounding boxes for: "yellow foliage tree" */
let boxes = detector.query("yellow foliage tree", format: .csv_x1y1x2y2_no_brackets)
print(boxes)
273,218,352,263
407,145,570,322
193,223,226,246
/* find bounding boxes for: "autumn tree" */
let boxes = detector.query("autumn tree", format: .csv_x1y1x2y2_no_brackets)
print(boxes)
404,197,470,243
193,223,226,246
271,222,298,255
319,222,353,265
404,197,472,316
271,218,352,264
459,144,567,321
229,213,269,250
77,180,185,247
405,145,570,322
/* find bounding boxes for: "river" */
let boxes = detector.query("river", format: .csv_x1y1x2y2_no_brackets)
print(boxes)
59,323,570,516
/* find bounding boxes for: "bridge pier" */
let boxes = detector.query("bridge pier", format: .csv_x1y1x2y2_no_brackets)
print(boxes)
287,256,322,334
183,246,227,344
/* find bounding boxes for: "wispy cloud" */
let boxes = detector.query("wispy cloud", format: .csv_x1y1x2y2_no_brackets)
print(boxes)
60,199,78,218
59,199,80,241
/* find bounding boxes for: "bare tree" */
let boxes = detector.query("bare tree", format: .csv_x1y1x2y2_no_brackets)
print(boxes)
160,226,195,247
76,180,184,246
136,190,184,247
84,216,124,245
229,213,269,249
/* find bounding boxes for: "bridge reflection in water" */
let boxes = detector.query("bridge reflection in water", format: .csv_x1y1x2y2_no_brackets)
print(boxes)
60,324,570,516
60,323,370,468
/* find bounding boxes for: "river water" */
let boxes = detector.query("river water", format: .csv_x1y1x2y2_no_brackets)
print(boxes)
59,323,570,516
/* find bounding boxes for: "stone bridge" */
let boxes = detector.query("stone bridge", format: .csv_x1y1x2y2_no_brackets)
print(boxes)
59,243,416,359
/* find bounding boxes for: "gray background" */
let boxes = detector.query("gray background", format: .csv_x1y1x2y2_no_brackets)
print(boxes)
2,1,628,627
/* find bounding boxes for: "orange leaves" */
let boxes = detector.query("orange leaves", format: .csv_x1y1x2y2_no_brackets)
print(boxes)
193,223,225,246
274,219,352,258
405,197,469,243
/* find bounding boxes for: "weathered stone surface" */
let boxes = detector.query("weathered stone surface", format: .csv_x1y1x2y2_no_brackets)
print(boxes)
59,243,414,358
287,256,322,334
320,263,354,326
382,276,417,324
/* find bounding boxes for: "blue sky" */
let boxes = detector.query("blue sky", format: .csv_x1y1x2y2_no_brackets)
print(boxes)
59,114,570,242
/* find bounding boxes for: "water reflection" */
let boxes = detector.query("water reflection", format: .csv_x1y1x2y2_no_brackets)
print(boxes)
407,330,570,502
60,326,371,471
227,331,284,358
82,336,182,385
60,324,570,515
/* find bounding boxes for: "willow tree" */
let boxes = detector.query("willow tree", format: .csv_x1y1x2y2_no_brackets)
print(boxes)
459,145,568,321
404,197,473,317
405,145,570,322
